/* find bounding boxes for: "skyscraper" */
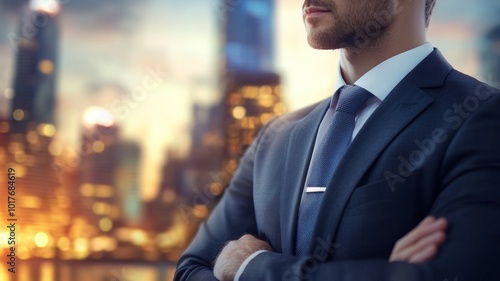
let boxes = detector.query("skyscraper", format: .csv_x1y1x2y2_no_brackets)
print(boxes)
178,0,284,242
76,110,121,235
224,0,275,72
1,1,62,261
218,0,284,185
10,3,59,133
115,141,142,224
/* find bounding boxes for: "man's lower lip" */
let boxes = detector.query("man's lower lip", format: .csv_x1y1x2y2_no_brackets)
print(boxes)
305,11,329,18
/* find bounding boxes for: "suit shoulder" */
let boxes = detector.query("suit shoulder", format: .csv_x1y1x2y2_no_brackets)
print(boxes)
445,69,500,96
268,99,326,125
254,99,327,147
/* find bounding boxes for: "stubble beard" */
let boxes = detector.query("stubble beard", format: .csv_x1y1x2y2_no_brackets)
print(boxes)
306,0,396,51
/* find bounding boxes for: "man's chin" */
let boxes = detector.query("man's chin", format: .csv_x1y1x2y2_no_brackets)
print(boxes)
307,35,341,50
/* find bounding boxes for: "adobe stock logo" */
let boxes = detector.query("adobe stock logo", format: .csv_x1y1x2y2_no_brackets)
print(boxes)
384,83,496,192
282,236,340,281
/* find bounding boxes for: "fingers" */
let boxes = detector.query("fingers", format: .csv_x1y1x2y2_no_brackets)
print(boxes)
390,216,448,263
393,216,436,251
238,234,273,252
406,231,445,263
239,234,257,242
409,244,437,264
396,218,447,261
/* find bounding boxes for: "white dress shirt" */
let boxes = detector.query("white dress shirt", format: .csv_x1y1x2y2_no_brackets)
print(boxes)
234,42,434,281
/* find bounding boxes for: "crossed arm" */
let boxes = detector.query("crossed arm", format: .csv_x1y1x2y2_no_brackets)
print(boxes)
214,216,448,281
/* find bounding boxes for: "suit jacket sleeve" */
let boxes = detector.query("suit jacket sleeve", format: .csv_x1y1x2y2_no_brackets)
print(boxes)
238,94,500,281
173,119,274,281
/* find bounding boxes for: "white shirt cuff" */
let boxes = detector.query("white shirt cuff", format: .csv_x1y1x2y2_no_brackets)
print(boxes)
234,250,268,281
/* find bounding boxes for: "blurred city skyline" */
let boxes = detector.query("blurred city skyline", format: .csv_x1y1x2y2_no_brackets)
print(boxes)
0,0,286,275
1,0,500,202
0,1,499,280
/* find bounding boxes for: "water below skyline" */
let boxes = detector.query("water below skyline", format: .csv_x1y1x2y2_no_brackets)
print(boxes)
0,260,177,281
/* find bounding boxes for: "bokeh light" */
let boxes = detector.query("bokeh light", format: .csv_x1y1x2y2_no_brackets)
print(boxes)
34,232,49,248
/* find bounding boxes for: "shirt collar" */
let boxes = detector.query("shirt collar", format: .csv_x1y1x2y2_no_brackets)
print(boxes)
333,42,434,102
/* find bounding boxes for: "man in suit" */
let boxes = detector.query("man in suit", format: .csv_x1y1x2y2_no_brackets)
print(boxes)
175,0,500,280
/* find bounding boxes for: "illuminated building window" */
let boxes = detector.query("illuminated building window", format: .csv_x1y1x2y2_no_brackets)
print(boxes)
227,159,238,170
14,150,27,163
18,246,31,260
94,185,114,198
34,232,49,248
38,60,54,75
90,236,117,252
9,165,26,178
57,237,71,251
260,113,274,124
80,184,94,197
99,218,113,232
240,117,256,129
242,86,259,98
37,123,56,137
26,131,39,144
209,183,224,196
12,109,25,121
193,205,208,219
92,141,105,153
130,229,148,246
116,227,132,242
258,92,275,107
20,195,42,209
259,85,272,96
73,237,89,258
232,106,246,119
92,202,110,215
0,122,10,133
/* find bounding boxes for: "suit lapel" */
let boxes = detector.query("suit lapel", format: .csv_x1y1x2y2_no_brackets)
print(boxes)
280,99,330,255
309,49,453,255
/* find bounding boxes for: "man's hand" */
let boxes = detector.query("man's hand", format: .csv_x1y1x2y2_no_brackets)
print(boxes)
390,216,448,263
214,234,272,281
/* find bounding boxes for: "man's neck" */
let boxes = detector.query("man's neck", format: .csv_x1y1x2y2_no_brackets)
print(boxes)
339,28,426,85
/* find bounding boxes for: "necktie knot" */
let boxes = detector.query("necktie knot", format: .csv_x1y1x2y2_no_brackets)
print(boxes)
335,85,373,114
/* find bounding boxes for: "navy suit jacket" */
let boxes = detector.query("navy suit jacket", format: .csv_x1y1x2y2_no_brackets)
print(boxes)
175,49,500,280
